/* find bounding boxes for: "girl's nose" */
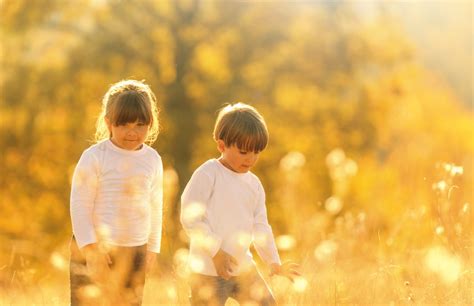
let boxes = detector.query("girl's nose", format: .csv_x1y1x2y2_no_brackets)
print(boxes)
127,128,138,136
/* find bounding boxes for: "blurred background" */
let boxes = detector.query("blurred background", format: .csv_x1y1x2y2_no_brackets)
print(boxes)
1,0,472,304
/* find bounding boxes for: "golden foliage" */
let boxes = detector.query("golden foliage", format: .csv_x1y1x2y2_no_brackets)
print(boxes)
0,1,472,304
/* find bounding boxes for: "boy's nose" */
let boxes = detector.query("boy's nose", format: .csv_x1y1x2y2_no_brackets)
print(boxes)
247,154,257,164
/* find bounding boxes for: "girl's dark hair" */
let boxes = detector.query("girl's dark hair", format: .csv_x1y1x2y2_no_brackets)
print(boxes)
95,80,159,144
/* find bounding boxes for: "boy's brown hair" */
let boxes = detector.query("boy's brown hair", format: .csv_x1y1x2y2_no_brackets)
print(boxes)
213,103,268,153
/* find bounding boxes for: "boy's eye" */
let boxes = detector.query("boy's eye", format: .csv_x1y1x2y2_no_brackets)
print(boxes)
239,151,248,155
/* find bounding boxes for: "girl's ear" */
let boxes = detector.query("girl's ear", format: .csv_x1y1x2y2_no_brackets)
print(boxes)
217,139,226,153
105,117,113,137
105,117,111,130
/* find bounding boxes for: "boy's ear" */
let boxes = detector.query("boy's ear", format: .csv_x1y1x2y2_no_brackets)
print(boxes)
105,117,113,135
217,140,226,153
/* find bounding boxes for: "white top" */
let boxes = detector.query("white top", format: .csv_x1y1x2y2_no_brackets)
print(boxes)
180,159,280,276
70,139,163,253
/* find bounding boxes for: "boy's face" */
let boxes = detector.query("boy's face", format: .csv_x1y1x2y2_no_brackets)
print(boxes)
217,140,260,173
106,118,150,151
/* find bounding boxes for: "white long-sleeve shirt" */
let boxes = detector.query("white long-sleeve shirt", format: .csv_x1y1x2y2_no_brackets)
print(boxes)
180,159,280,276
70,139,163,253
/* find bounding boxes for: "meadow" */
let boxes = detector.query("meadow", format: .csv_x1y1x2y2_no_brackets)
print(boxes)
1,1,472,305
1,159,472,305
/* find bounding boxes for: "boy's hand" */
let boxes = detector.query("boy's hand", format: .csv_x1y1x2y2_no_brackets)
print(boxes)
83,244,112,284
145,251,156,275
212,249,238,280
269,261,301,282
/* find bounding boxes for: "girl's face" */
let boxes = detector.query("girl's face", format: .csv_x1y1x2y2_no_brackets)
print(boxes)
106,118,150,151
217,140,260,173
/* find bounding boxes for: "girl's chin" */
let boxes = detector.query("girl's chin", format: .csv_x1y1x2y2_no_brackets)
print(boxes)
120,141,142,150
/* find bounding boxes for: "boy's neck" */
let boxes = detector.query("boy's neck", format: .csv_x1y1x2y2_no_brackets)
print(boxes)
218,157,238,173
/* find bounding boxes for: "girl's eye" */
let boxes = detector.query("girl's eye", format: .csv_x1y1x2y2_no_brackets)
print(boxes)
240,151,247,155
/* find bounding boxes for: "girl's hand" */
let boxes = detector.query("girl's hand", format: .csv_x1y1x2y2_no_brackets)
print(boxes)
269,261,301,282
145,251,156,275
83,244,112,283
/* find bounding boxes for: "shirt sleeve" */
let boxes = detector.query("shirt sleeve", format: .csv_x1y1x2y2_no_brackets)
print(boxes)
252,181,281,265
70,150,99,249
180,168,222,257
147,156,163,253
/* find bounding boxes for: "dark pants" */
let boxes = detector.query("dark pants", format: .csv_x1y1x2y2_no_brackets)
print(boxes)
69,237,147,306
189,268,276,306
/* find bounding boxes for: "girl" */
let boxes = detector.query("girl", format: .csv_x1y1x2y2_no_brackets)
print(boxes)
69,80,163,306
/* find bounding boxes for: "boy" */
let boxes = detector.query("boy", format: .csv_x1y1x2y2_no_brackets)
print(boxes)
181,103,299,306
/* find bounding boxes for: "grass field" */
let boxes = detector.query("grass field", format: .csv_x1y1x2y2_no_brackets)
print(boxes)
1,224,472,305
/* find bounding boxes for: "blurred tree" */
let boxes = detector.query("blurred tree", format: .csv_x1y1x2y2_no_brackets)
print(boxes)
0,0,472,273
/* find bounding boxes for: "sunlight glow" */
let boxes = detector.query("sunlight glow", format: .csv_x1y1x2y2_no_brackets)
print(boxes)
80,285,101,298
326,149,358,180
344,159,358,176
443,163,463,177
91,0,107,7
96,223,111,241
191,231,219,252
163,167,179,192
450,166,463,176
280,151,306,172
173,248,189,278
2,2,472,305
237,231,252,248
292,276,308,292
275,235,296,251
182,201,206,224
50,252,68,271
314,240,338,262
424,246,463,285
432,180,447,192
325,196,343,215
166,285,178,300
198,284,214,300
123,175,147,197
250,281,267,301
173,248,189,265
189,255,205,273
74,169,99,189
253,232,269,247
326,149,345,168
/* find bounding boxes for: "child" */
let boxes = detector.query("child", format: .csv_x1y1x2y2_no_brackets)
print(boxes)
181,103,300,306
69,79,163,306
